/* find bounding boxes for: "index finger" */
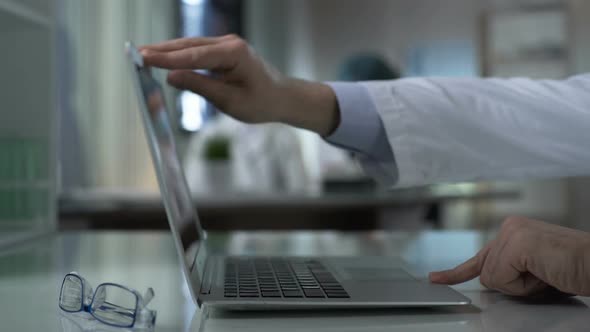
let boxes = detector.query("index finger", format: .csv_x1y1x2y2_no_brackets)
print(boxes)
141,42,238,70
139,35,231,53
429,243,492,285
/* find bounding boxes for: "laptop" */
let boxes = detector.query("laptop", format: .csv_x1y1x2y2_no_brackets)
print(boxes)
125,42,471,310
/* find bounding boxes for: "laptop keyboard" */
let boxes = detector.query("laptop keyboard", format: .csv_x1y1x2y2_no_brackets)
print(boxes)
223,258,350,299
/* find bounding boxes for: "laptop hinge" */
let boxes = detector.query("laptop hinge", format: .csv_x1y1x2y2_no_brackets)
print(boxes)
199,257,217,295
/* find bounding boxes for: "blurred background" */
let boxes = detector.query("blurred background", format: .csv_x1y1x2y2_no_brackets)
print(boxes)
1,0,590,241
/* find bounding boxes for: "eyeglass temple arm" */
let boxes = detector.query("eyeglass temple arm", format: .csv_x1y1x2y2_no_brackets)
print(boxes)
143,287,155,305
136,288,157,329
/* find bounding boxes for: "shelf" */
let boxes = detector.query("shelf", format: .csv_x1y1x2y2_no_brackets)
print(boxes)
0,182,50,189
0,229,49,250
0,0,51,28
491,56,568,66
0,0,56,233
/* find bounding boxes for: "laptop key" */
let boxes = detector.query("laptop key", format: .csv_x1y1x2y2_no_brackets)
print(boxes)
280,285,298,289
324,289,348,294
282,291,303,298
279,282,297,287
261,291,282,298
301,284,320,288
299,280,319,284
240,284,258,288
325,291,350,298
320,284,344,289
303,289,325,298
260,286,278,290
301,284,321,289
280,287,300,292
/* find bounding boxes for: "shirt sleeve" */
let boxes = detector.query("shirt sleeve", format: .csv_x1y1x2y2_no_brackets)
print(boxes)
324,82,399,185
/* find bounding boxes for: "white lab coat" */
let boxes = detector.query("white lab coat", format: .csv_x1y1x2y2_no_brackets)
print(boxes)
361,74,590,188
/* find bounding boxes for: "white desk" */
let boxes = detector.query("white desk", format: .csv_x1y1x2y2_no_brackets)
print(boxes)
2,231,590,331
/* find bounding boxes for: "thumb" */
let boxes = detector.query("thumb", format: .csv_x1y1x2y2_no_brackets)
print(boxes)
167,70,236,110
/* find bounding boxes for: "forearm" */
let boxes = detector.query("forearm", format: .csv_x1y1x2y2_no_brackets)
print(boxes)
275,79,400,186
276,79,340,136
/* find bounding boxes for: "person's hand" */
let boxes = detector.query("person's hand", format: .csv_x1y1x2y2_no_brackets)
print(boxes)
429,217,590,297
140,35,339,136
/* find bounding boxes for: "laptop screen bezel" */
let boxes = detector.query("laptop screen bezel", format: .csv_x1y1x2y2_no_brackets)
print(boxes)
126,42,207,306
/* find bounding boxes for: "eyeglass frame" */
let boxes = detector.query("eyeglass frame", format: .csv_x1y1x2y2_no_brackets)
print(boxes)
58,272,157,329
58,311,140,332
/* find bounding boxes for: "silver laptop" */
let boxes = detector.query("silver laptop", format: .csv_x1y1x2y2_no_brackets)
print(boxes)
126,42,470,310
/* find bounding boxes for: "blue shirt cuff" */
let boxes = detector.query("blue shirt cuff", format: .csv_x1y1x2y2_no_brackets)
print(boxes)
324,82,394,163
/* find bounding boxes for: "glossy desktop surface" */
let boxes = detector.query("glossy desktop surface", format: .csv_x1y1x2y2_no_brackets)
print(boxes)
2,231,590,331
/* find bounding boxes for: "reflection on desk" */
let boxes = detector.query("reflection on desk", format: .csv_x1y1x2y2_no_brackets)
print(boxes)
1,231,589,332
198,295,590,332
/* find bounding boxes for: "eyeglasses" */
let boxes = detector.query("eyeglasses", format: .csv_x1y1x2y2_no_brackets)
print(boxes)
58,272,157,329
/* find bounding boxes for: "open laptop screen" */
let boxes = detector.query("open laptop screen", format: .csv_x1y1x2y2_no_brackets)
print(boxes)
128,45,205,274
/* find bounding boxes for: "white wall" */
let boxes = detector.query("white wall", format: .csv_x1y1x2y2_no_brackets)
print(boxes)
565,0,590,230
250,0,583,80
59,0,178,190
303,0,486,80
247,0,487,80
569,0,590,73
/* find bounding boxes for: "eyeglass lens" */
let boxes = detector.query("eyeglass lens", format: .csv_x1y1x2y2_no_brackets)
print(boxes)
90,284,137,327
59,275,83,312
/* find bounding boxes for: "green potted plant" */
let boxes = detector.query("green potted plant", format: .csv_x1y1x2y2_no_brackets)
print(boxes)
203,136,231,162
202,135,233,192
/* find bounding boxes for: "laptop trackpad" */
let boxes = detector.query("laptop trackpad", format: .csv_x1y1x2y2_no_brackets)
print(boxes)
338,267,416,281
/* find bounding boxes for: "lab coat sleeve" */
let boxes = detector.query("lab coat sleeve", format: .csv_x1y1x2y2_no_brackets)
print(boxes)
362,73,590,188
